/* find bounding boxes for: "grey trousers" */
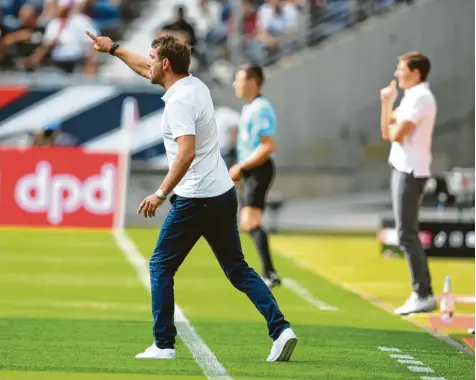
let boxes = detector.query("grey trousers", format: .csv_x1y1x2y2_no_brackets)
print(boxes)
391,168,433,298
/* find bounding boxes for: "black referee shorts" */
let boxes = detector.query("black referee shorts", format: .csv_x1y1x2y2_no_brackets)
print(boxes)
240,159,275,210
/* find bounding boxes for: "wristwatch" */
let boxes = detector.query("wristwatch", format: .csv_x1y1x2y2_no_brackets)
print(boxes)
109,43,120,56
154,188,167,200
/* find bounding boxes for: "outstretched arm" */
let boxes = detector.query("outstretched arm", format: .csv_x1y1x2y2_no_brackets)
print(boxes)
85,31,150,79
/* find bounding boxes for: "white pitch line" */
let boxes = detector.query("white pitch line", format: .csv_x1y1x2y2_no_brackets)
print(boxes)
408,366,434,373
389,354,414,359
398,359,423,365
378,347,401,352
274,248,474,356
113,229,232,380
282,277,338,311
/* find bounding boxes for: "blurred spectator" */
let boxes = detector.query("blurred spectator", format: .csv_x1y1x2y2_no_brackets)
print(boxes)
155,26,189,46
32,121,60,147
1,4,45,69
0,16,5,65
39,0,61,25
0,0,417,77
1,0,42,31
196,0,221,41
225,0,258,63
199,0,228,51
219,0,232,24
79,0,121,41
31,120,79,147
16,0,98,75
255,0,299,64
239,0,258,61
227,0,257,40
287,0,304,11
0,0,129,73
191,0,233,72
157,5,214,73
160,5,197,52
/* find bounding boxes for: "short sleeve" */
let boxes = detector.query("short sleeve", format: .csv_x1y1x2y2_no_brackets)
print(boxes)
165,98,196,140
256,107,276,137
43,20,57,44
399,94,430,125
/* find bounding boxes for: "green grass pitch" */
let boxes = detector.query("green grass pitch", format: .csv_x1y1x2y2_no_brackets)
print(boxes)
0,228,473,380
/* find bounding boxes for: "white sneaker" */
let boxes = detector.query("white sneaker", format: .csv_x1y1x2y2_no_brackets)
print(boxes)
394,293,437,316
135,344,176,359
266,328,298,362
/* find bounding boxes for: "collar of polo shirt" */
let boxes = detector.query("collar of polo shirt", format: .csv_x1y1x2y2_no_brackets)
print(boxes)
162,74,193,103
404,81,429,96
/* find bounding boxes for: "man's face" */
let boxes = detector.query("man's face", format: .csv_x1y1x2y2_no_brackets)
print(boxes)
19,5,37,28
394,59,419,90
147,48,165,86
233,70,252,99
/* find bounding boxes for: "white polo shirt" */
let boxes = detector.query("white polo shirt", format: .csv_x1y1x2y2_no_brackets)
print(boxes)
161,75,233,198
388,82,437,177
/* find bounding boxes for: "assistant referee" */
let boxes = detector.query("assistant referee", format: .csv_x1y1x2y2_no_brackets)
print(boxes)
229,65,281,289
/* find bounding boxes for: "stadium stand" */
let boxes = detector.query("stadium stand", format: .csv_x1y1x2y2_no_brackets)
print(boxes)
0,0,417,80
100,0,418,83
0,0,147,74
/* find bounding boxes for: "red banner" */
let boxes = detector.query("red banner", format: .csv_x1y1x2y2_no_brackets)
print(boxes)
0,147,120,229
0,85,29,109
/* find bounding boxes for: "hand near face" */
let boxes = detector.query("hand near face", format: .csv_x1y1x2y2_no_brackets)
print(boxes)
380,80,398,105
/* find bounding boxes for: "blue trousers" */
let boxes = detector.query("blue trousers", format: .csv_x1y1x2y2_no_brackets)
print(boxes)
150,187,290,349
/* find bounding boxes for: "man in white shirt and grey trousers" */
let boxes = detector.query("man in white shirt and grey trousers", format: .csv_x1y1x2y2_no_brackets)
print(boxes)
380,51,438,316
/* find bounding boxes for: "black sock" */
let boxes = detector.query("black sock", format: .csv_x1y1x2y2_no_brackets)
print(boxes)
249,226,276,277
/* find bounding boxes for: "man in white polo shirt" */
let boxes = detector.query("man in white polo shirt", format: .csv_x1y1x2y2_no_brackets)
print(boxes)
380,51,437,315
86,32,297,362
